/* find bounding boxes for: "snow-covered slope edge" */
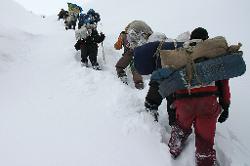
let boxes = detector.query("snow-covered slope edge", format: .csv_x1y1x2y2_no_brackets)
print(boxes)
0,0,249,166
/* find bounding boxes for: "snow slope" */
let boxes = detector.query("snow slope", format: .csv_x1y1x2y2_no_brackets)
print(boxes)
0,0,250,165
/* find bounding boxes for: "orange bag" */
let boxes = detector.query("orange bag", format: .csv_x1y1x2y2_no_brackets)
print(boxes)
114,34,124,50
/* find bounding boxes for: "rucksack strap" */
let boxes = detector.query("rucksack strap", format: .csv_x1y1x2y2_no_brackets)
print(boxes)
153,40,165,69
175,91,219,99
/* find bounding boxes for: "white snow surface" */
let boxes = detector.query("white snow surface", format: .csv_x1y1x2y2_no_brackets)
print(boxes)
1,0,250,165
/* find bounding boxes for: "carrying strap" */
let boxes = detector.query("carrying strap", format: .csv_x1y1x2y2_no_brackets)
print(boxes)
184,46,203,93
153,40,165,69
175,91,219,99
153,40,165,58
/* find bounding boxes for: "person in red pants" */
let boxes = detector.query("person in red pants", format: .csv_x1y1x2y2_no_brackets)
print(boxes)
168,27,231,166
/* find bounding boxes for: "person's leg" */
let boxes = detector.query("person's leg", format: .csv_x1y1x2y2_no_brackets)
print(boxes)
88,45,100,70
168,99,194,158
80,45,88,66
144,81,163,121
194,96,221,166
131,69,144,89
115,50,133,78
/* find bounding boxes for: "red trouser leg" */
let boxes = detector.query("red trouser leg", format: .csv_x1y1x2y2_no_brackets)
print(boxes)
193,96,221,166
168,99,194,157
169,96,220,166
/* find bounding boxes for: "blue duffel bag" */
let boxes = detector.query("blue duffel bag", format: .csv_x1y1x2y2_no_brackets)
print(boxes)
133,41,183,75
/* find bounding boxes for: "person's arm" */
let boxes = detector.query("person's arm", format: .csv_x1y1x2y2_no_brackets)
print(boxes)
92,30,105,43
216,79,231,110
216,79,231,123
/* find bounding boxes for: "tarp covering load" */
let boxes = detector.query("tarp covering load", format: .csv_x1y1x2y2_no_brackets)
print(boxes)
147,37,245,98
76,9,101,40
75,24,97,40
67,2,82,15
153,52,246,98
86,9,100,24
125,20,153,49
160,36,242,69
159,36,242,82
78,9,101,28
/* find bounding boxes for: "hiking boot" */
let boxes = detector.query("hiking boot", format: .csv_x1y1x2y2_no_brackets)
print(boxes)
168,124,192,158
119,75,128,85
145,107,159,122
150,110,159,122
91,62,101,70
81,62,89,67
118,72,128,84
146,108,159,122
145,100,159,121
135,82,144,90
92,65,101,70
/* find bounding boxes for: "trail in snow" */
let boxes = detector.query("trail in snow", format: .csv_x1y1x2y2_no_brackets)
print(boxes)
0,13,250,165
0,17,172,166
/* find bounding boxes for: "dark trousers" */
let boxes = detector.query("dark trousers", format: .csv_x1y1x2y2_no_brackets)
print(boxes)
80,44,98,65
145,81,163,106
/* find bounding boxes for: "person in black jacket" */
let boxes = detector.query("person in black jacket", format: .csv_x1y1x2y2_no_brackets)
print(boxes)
75,25,105,70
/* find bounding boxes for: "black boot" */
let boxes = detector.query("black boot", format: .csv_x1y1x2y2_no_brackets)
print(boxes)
118,72,128,85
145,100,159,122
81,61,89,68
92,63,101,70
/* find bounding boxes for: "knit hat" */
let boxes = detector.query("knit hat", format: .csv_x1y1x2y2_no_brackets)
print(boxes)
190,27,209,40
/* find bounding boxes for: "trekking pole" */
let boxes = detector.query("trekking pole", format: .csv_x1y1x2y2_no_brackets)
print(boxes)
99,22,106,64
101,41,106,64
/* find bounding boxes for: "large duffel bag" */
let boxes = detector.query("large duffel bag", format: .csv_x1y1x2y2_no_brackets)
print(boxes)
133,41,183,75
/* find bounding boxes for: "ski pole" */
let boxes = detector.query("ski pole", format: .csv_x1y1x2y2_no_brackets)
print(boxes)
101,41,106,64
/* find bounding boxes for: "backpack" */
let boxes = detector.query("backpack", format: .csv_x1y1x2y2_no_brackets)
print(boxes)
87,9,101,24
160,36,242,70
125,20,153,49
79,13,90,25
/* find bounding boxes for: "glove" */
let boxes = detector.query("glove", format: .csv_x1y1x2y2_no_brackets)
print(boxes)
74,41,81,51
218,109,229,123
99,33,105,42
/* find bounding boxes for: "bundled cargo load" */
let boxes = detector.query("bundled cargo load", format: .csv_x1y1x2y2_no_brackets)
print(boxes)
153,52,246,98
67,3,82,15
133,34,246,97
160,36,242,69
75,24,97,40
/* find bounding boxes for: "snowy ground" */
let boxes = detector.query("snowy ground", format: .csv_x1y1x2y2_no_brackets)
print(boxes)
1,0,250,165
